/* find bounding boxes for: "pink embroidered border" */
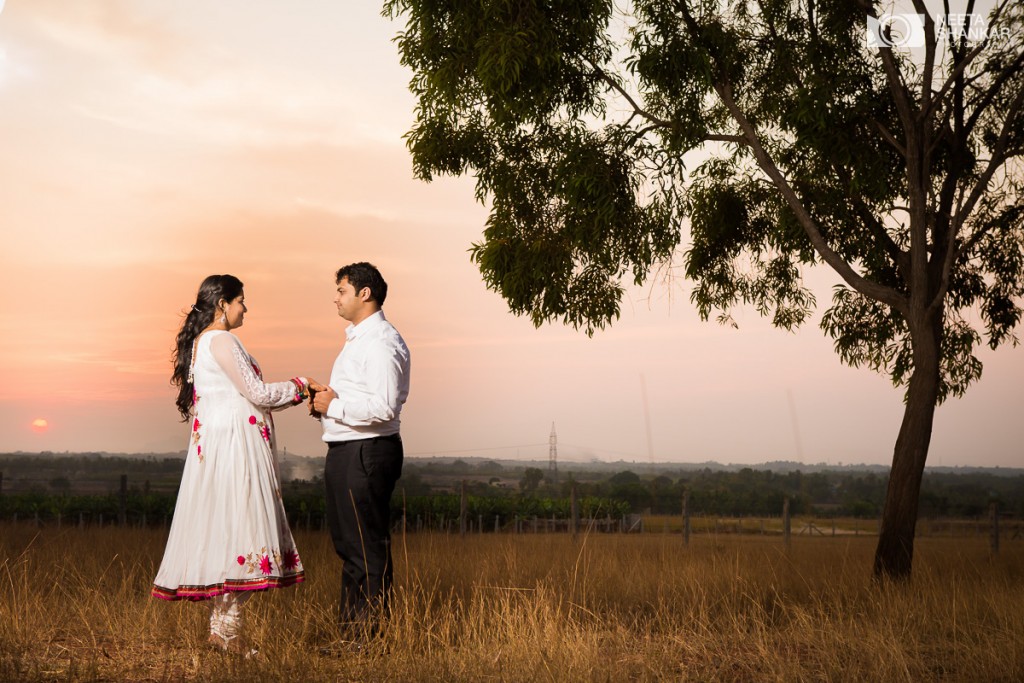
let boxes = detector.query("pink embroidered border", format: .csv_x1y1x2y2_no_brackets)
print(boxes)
151,571,304,601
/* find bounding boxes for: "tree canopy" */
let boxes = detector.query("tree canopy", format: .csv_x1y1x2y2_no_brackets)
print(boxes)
385,0,1024,578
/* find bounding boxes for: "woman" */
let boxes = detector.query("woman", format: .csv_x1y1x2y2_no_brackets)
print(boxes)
152,274,310,653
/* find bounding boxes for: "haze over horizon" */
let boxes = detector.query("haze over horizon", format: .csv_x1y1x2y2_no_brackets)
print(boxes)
1,1,1021,468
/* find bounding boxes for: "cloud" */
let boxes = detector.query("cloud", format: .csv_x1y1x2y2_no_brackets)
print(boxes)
11,0,414,148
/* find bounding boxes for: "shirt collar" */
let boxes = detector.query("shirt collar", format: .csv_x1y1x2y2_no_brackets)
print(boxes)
345,309,386,341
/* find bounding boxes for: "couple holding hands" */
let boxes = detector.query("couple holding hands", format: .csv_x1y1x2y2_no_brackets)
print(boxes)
151,262,411,653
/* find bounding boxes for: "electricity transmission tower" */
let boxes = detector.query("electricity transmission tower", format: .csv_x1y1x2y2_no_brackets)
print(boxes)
549,422,558,477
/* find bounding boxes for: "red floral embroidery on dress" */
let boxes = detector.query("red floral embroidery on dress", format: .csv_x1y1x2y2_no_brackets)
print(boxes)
249,414,271,443
281,549,300,571
192,418,203,461
237,546,301,575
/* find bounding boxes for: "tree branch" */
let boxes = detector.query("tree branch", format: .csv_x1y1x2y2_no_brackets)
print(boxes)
962,50,1024,138
957,82,1024,236
587,57,749,150
707,135,747,144
675,0,905,311
925,42,988,120
715,81,907,313
830,158,906,266
873,118,908,156
586,59,669,128
911,0,937,118
858,1,917,133
931,82,1024,315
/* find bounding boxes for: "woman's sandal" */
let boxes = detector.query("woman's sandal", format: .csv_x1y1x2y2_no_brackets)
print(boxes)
208,633,259,658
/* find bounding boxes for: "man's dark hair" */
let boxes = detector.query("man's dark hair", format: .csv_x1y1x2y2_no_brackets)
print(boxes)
336,262,388,306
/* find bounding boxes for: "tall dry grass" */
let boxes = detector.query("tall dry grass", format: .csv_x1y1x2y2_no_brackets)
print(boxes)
1,522,1022,681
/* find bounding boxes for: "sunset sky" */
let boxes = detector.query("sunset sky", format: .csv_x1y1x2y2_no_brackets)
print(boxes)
0,0,1020,467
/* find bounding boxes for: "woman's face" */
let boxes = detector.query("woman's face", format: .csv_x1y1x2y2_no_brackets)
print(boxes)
221,291,247,330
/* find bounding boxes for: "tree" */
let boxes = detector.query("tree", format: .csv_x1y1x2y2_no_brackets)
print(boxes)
385,0,1024,579
520,467,545,493
607,470,642,486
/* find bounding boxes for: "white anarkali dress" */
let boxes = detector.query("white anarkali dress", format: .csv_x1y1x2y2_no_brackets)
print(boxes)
153,330,305,600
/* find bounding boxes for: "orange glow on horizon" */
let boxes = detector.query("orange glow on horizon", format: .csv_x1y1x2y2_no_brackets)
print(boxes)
31,418,49,433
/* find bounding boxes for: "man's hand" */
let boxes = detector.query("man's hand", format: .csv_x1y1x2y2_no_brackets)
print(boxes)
306,380,331,419
311,385,337,415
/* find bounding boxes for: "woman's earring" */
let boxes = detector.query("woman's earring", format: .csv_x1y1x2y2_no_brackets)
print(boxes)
219,311,227,325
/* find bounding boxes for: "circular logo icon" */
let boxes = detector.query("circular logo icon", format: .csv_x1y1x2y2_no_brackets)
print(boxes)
879,14,915,46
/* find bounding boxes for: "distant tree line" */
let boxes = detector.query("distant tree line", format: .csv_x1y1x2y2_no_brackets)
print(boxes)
556,467,1024,519
2,454,1021,524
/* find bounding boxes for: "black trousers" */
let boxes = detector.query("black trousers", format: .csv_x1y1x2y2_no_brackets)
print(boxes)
324,434,403,629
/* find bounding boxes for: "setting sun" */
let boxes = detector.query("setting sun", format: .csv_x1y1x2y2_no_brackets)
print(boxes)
30,418,48,433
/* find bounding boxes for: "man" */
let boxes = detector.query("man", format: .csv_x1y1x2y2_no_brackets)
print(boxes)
310,262,410,637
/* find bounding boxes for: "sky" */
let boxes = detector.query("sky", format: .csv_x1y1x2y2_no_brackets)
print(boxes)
0,0,1020,468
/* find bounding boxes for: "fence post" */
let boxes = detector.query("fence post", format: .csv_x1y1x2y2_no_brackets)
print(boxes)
495,514,500,533
118,474,128,527
0,471,3,496
570,482,579,541
783,497,791,549
990,502,1000,555
682,489,691,545
478,514,483,534
459,480,467,537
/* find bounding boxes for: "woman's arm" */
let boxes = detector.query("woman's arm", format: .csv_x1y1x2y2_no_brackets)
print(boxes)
210,333,306,409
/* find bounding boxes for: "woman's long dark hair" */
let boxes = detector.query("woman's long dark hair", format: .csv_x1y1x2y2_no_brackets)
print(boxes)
171,274,244,420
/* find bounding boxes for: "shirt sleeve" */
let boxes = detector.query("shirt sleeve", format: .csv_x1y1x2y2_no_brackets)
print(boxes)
210,333,303,410
325,343,405,426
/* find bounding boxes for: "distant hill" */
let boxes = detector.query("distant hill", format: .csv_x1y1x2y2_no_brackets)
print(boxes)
4,452,1021,477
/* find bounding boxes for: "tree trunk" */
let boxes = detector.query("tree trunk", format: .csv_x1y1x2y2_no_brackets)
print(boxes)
873,312,943,580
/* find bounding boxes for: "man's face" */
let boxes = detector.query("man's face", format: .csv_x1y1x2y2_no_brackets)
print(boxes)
334,277,366,323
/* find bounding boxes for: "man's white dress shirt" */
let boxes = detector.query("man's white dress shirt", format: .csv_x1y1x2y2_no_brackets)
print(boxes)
320,310,410,442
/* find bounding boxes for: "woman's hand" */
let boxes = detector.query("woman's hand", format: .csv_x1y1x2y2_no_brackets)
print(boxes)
306,379,329,393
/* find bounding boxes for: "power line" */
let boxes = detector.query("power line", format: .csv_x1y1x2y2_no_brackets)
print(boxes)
405,443,547,457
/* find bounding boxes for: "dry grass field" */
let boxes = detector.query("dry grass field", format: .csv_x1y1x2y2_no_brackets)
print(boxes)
1,522,1023,682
